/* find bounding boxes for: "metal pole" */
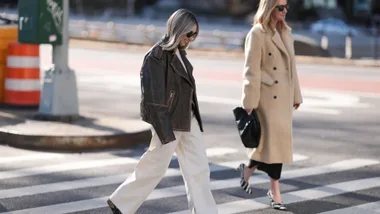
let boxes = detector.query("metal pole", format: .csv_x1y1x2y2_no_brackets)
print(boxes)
345,31,352,59
375,28,378,60
321,31,329,50
36,0,79,121
52,0,69,70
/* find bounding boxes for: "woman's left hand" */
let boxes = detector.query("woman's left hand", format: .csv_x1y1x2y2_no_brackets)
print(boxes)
293,104,300,110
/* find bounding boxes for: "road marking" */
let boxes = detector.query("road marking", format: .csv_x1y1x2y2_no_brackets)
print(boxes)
297,108,340,115
0,154,308,199
0,160,242,199
216,153,308,169
302,88,380,99
301,89,371,109
2,159,376,214
0,157,139,180
76,74,372,115
293,153,309,162
147,159,378,200
205,147,238,157
0,147,238,180
319,201,380,214
170,176,380,214
0,197,109,214
0,154,65,164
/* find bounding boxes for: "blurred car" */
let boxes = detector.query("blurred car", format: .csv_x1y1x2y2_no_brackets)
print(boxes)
310,18,363,36
0,15,17,25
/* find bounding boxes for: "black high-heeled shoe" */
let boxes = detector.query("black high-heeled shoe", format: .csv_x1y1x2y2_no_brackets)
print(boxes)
267,190,287,211
237,163,252,194
107,199,123,214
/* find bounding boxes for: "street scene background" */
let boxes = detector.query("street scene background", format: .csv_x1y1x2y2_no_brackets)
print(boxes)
0,0,380,214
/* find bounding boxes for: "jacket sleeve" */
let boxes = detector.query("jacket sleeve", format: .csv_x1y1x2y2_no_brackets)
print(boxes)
141,54,176,144
242,28,262,109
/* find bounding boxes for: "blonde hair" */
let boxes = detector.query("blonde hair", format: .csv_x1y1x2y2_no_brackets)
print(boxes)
161,9,199,51
253,0,289,34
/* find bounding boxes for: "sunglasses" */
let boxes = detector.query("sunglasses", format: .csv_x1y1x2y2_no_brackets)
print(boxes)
275,4,289,12
186,31,198,40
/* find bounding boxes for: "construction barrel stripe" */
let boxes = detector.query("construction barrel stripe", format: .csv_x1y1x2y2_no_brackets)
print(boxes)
4,43,40,106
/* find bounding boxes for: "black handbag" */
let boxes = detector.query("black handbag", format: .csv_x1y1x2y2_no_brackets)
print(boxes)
232,107,261,148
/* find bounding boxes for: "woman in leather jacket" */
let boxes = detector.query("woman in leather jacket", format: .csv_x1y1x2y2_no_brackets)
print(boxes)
106,9,218,214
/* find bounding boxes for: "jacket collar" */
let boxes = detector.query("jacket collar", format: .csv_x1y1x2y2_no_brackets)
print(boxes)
157,36,195,87
170,48,194,87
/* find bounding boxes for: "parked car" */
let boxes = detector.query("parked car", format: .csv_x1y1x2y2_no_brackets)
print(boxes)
310,18,363,36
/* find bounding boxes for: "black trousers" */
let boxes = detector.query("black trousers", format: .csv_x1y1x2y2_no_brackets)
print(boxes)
248,159,283,180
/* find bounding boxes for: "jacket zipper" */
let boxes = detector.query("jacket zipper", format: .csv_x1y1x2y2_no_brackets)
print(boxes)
168,90,175,112
189,89,193,121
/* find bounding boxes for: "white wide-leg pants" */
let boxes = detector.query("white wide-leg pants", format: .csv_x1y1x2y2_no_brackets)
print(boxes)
109,116,218,214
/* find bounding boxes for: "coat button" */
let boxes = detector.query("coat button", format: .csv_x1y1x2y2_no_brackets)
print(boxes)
274,96,277,99
275,80,278,84
273,67,277,70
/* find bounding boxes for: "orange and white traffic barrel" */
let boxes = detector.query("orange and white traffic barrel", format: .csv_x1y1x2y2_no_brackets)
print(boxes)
4,43,40,106
0,25,18,102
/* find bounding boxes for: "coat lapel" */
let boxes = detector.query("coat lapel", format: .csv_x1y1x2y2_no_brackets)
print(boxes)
170,50,194,87
280,27,296,78
179,50,196,85
272,30,289,60
280,28,295,58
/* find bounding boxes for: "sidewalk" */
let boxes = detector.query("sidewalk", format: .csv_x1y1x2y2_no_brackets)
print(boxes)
0,107,152,152
69,39,380,68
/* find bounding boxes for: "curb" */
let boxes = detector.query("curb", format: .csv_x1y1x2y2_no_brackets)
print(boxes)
0,128,152,152
0,111,152,152
69,38,380,68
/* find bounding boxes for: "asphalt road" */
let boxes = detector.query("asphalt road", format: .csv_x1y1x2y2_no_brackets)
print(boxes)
0,46,379,214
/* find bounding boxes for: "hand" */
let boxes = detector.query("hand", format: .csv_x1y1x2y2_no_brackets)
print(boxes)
245,109,253,115
293,103,300,110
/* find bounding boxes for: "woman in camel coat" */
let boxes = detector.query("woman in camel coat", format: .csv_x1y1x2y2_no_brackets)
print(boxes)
238,0,303,211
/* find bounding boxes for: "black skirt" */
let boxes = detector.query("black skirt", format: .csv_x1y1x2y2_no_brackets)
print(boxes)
248,159,283,180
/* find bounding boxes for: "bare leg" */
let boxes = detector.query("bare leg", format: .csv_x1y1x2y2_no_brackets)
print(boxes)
270,178,282,203
243,163,258,182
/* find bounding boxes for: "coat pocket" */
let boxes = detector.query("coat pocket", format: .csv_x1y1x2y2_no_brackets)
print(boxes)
261,71,275,86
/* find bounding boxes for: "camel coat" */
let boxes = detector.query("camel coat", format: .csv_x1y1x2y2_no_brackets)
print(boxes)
241,23,303,164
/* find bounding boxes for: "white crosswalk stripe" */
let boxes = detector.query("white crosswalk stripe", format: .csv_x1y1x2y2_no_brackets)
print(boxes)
0,151,306,199
0,157,138,180
0,145,379,214
170,177,380,214
0,154,65,164
320,201,380,214
0,147,237,180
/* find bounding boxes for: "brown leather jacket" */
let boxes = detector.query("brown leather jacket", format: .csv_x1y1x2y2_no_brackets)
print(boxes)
140,41,203,144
